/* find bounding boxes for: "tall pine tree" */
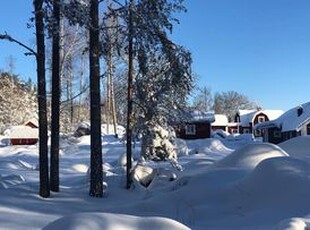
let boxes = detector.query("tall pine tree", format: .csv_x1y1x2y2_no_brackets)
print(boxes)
34,0,50,198
89,0,103,197
50,0,61,192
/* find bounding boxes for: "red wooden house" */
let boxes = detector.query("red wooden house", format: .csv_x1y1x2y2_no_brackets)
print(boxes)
232,109,283,137
9,119,39,145
176,111,215,140
255,102,310,144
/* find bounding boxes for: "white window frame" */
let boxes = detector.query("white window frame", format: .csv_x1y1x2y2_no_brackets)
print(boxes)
258,115,265,123
185,124,196,135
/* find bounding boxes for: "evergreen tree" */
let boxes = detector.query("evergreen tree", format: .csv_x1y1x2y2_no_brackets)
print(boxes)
121,0,193,167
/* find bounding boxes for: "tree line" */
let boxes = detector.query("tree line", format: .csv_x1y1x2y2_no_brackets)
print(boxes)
0,0,193,198
0,0,258,199
191,86,259,121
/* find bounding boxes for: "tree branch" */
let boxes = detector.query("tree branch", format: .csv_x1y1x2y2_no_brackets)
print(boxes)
0,32,37,57
60,85,90,105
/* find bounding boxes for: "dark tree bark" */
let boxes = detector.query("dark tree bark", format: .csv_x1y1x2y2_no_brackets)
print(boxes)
34,0,50,198
89,0,103,197
50,0,61,192
126,0,134,189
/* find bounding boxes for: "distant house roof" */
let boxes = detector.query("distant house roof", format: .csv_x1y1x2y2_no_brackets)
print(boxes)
238,109,284,126
24,118,39,128
186,110,215,123
260,110,284,121
212,114,228,126
9,125,39,139
238,110,257,126
255,102,310,132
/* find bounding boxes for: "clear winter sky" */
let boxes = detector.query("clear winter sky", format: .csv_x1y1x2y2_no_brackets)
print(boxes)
0,0,310,111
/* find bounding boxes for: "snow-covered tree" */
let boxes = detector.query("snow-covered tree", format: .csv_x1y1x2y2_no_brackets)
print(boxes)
134,48,192,164
117,0,192,165
0,72,37,131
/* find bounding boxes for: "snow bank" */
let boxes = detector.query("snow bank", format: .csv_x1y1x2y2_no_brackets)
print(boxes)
275,217,307,230
213,143,289,170
43,213,190,230
232,156,310,227
185,138,233,155
279,136,310,159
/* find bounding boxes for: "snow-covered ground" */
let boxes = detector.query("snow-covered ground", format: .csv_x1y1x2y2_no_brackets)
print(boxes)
1,134,310,229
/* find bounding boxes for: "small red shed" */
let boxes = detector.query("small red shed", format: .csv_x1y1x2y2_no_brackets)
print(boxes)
9,119,39,145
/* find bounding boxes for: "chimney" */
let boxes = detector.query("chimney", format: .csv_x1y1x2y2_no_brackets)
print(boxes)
297,106,303,117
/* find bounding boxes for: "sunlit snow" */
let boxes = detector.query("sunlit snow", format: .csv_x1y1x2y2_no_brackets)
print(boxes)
0,133,310,229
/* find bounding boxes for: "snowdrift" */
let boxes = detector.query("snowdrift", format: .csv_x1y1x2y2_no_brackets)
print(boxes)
212,143,289,170
43,213,190,230
236,157,310,209
183,138,233,155
279,136,310,159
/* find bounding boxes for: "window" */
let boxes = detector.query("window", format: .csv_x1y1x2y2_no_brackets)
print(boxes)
185,124,196,135
274,130,281,138
258,115,265,123
255,129,261,136
243,128,250,134
231,129,238,134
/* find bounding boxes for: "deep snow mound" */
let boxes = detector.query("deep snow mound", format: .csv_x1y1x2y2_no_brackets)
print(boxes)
185,138,233,155
279,136,310,159
236,157,310,209
43,212,190,230
212,143,289,170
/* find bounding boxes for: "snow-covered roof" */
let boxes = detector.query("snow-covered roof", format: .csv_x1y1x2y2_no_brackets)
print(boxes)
238,109,256,116
260,110,284,121
255,102,310,132
212,114,228,126
24,118,39,128
238,109,284,126
187,110,215,123
9,126,38,139
238,110,257,126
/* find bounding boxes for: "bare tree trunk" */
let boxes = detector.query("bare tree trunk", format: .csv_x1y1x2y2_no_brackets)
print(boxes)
106,61,111,134
69,56,74,124
34,0,50,198
110,66,117,137
126,0,134,189
78,54,86,121
89,0,103,197
50,0,60,193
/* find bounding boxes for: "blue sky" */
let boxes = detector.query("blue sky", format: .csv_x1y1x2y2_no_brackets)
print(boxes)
1,1,310,111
